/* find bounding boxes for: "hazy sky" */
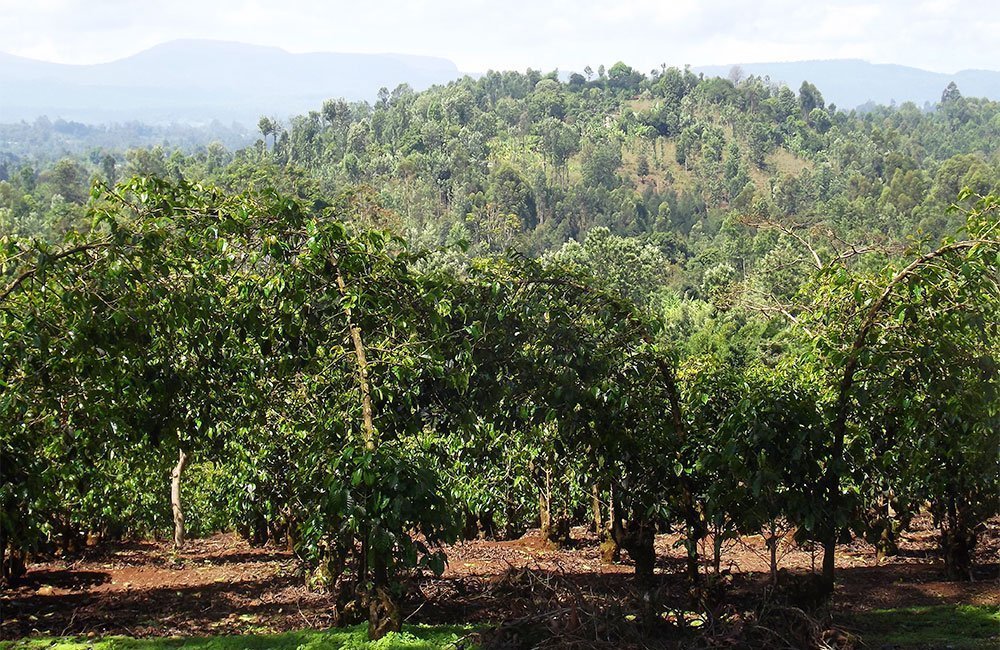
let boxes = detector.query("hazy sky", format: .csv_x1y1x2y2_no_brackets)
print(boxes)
1,0,995,73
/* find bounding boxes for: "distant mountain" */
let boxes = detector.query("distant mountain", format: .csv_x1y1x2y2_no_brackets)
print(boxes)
694,60,1000,110
5,45,998,127
0,40,464,125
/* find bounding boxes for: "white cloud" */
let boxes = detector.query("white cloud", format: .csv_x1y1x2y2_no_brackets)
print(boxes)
0,0,995,73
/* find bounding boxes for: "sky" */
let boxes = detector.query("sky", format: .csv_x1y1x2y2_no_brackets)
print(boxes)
0,0,995,74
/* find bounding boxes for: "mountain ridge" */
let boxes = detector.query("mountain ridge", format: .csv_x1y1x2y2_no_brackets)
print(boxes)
0,40,464,125
3,40,1000,126
693,59,1000,109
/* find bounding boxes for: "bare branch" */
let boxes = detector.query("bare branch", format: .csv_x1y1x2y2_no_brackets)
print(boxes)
1,241,111,304
739,215,824,270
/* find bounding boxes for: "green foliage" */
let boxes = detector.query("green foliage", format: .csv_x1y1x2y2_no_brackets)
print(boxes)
0,624,476,650
692,361,827,550
794,192,1000,579
3,68,1000,634
848,605,1000,649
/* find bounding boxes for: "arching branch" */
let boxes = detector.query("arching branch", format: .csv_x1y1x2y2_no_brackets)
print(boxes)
820,236,1000,584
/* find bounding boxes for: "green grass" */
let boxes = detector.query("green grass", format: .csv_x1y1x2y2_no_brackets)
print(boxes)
0,624,477,650
849,605,1000,649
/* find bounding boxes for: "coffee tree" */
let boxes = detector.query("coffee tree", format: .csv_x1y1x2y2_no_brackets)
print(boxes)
803,191,1000,586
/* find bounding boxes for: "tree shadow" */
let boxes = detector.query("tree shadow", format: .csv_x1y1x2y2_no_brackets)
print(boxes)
11,569,111,591
0,573,322,639
186,552,292,566
3,537,995,642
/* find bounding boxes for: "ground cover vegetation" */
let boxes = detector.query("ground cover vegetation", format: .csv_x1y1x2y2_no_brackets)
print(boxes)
1,67,998,647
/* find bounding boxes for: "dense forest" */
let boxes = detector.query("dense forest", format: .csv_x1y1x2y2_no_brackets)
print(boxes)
1,66,998,646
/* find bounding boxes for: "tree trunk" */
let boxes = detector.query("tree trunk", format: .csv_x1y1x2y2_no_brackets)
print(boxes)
336,270,375,451
1,544,27,585
367,554,401,639
821,535,836,590
591,483,602,533
681,484,704,589
631,527,656,588
538,469,570,547
609,488,655,588
820,239,988,588
600,482,620,563
462,508,479,541
876,524,898,563
539,469,552,541
875,495,898,562
712,531,723,575
613,518,655,588
503,497,525,540
942,492,974,581
171,448,189,549
685,535,701,590
557,477,572,544
767,523,779,585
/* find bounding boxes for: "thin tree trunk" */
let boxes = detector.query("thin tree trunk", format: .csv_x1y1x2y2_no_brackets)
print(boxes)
558,476,572,544
335,266,398,637
713,529,723,575
171,448,189,549
650,357,703,591
942,489,974,580
539,468,552,542
336,270,375,450
768,521,779,584
591,483,602,533
600,482,620,563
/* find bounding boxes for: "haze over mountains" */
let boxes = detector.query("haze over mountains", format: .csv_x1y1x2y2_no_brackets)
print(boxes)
693,60,1000,110
0,40,462,124
2,40,998,126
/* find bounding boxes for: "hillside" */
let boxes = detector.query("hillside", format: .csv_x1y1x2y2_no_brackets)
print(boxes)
4,62,999,340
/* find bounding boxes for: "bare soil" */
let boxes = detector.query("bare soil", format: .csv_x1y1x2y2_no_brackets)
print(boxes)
2,515,997,641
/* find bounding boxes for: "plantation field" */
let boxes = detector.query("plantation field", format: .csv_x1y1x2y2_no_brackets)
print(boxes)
3,516,997,648
4,36,1000,650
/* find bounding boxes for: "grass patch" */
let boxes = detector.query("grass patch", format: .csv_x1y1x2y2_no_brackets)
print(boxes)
849,604,999,649
766,148,812,176
0,624,477,650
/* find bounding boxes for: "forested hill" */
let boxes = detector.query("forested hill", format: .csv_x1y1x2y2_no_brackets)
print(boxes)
230,66,999,260
3,64,999,301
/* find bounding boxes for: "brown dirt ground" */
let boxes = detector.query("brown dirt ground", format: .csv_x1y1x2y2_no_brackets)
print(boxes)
2,515,997,641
